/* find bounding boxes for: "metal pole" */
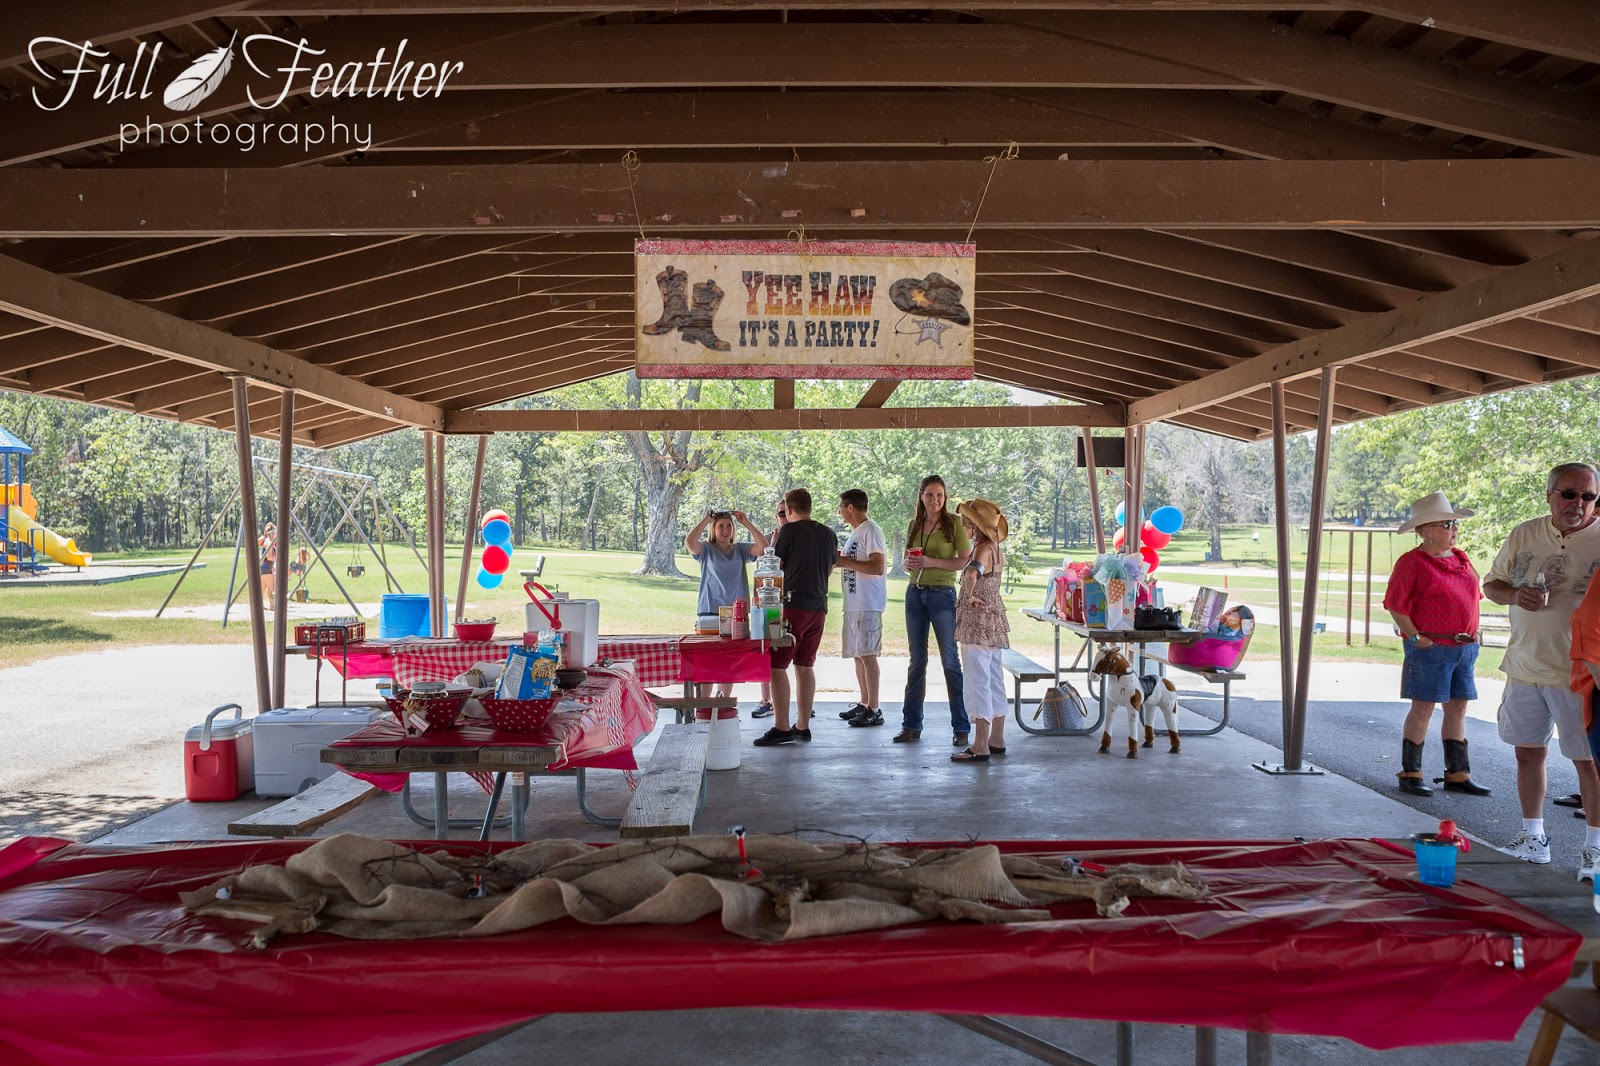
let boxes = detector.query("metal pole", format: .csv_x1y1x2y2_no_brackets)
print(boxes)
1271,383,1296,759
434,432,449,635
1288,368,1338,771
456,435,488,624
1345,529,1354,646
319,473,406,593
1123,425,1136,554
231,378,272,717
1364,532,1374,645
422,432,438,634
371,486,396,593
1126,425,1144,557
1082,429,1106,553
271,390,294,711
375,477,428,570
157,484,240,618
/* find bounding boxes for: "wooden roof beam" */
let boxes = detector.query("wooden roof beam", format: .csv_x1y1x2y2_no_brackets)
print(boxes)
444,403,1124,435
858,381,901,409
0,254,443,430
4,160,1596,236
1129,237,1600,425
1348,1,1600,67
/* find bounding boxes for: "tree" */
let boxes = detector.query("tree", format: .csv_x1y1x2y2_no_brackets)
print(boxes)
619,374,708,576
1147,425,1263,562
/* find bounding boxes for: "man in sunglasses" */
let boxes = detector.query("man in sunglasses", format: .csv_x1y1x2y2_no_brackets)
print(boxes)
1484,462,1600,881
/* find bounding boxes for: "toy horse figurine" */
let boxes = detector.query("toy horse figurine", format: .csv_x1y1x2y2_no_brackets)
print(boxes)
1091,646,1181,757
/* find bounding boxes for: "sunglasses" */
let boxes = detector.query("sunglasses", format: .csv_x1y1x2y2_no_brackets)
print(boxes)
1427,520,1460,530
1553,489,1599,503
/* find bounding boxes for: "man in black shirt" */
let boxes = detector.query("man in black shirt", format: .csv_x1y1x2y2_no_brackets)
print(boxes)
754,487,839,746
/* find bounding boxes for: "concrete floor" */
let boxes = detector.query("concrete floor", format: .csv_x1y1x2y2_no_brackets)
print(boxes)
100,699,1597,1066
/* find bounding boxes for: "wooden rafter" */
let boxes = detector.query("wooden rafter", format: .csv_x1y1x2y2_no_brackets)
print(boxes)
445,404,1123,434
2,161,1595,236
1129,237,1600,424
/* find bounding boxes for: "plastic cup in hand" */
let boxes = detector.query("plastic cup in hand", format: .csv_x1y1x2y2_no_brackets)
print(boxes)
1410,832,1459,887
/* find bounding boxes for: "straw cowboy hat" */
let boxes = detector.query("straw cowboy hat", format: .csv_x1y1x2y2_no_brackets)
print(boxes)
1397,490,1474,534
957,498,1009,543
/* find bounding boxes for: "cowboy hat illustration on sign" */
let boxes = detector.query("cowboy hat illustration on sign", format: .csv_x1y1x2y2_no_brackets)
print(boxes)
889,273,971,326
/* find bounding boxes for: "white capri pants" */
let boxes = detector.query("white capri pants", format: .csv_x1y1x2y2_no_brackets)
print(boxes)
961,644,1007,722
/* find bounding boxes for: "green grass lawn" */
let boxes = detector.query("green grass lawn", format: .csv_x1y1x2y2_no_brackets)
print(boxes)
0,537,1507,680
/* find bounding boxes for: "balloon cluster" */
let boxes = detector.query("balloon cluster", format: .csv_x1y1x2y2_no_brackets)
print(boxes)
1111,503,1185,574
475,509,514,589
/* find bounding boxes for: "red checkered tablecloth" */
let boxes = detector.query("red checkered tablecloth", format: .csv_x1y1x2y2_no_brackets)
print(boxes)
316,636,683,689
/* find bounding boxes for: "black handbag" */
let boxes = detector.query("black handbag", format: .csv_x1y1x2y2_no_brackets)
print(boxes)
1134,605,1184,631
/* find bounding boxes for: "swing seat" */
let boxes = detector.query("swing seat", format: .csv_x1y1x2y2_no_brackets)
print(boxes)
347,564,366,577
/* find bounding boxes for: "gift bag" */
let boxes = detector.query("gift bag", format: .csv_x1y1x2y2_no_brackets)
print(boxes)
1035,683,1089,730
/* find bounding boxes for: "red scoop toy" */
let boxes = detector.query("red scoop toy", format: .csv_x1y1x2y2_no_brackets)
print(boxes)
1432,819,1471,852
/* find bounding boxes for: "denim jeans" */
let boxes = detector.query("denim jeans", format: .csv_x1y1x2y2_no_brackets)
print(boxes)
902,584,968,733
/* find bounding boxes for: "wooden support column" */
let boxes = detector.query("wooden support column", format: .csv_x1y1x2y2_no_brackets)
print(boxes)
455,435,489,625
423,432,438,634
1126,425,1145,558
1288,369,1338,772
1364,534,1375,645
1082,429,1106,553
433,432,449,635
271,389,294,711
1255,382,1303,775
231,378,272,717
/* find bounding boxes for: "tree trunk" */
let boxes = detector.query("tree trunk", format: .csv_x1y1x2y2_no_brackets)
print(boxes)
1050,482,1061,549
620,373,703,578
583,478,601,550
1207,465,1226,562
632,478,642,550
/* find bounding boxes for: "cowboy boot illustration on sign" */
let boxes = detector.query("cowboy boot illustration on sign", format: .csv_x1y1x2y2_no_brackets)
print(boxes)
641,265,692,336
680,278,732,351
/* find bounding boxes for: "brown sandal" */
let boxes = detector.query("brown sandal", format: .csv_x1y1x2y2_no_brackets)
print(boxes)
951,748,990,762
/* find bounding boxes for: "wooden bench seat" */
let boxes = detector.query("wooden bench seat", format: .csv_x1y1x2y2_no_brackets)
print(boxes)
1525,983,1600,1065
619,722,710,839
1142,652,1243,737
1000,648,1055,720
228,773,380,838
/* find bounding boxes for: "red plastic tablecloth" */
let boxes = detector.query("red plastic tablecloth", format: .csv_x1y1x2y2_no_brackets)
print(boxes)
0,837,1579,1066
677,634,774,684
317,636,683,689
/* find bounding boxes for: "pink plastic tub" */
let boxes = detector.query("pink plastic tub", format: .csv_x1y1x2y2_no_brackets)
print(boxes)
1170,636,1246,672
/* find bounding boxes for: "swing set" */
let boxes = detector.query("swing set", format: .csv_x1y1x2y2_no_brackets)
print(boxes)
157,457,425,626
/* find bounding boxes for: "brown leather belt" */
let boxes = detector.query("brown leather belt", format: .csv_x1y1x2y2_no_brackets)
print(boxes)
1418,631,1479,645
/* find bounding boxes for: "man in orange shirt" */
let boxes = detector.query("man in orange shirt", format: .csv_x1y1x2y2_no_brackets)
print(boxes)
1564,570,1600,882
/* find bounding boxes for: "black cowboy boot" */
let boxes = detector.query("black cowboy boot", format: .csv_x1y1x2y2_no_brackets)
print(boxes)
680,279,732,351
1397,739,1434,797
1436,738,1492,796
640,266,692,335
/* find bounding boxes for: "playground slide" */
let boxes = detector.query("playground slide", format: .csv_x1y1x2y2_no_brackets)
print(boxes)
4,505,91,567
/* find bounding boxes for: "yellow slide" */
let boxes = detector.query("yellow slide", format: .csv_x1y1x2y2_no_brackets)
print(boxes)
5,505,92,567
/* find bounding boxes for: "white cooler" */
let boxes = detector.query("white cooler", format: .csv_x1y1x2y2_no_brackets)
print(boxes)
252,706,386,797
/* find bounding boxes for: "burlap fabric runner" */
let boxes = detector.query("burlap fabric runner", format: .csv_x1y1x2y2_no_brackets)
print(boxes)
182,833,1208,948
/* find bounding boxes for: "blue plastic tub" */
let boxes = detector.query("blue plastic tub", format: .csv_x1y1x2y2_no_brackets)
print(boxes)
1410,833,1458,887
379,593,448,638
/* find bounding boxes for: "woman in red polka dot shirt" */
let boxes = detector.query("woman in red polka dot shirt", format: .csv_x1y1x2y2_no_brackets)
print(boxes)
1384,491,1490,798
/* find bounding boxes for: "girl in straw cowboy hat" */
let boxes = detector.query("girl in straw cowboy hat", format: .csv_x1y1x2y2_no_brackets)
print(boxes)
1384,490,1491,798
952,498,1011,763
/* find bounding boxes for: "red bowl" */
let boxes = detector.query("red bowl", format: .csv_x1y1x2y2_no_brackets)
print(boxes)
453,620,498,642
384,692,468,732
481,697,559,733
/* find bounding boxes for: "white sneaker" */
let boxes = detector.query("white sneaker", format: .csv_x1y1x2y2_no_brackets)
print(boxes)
1500,831,1552,865
1579,845,1600,882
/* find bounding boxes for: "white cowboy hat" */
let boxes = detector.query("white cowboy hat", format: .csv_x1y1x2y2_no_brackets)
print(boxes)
1397,490,1474,534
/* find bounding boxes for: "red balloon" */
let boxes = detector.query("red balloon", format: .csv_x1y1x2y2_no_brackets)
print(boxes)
1140,545,1161,573
1140,522,1172,550
481,544,511,575
480,508,510,529
1112,526,1126,550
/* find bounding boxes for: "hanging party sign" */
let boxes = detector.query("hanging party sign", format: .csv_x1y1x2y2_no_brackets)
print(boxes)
635,238,975,379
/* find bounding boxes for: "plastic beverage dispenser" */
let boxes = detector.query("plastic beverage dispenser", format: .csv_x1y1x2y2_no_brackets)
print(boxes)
754,547,784,635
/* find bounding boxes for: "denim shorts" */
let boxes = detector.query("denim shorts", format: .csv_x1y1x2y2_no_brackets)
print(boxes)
1400,640,1478,703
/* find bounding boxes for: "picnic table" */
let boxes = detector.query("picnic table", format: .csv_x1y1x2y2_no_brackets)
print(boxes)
322,666,657,839
1018,608,1204,736
302,634,685,689
0,835,1591,1066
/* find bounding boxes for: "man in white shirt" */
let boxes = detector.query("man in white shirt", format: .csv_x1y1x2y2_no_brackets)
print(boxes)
1483,462,1600,880
835,489,888,727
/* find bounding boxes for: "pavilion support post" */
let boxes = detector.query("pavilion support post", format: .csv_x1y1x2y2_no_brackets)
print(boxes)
433,432,449,636
1280,369,1339,774
1126,425,1145,558
1255,381,1323,776
423,432,439,634
1123,426,1137,555
231,378,272,717
1346,530,1354,646
271,389,294,711
1082,429,1106,554
455,435,488,624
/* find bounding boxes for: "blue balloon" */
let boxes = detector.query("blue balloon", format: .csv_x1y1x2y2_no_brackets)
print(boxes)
481,519,513,547
1151,506,1185,535
476,568,504,589
1114,501,1125,527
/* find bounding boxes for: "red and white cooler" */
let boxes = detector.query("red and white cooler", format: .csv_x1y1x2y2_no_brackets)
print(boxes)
184,703,255,802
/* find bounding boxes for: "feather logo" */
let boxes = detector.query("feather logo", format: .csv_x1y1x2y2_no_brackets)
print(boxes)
162,36,235,112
